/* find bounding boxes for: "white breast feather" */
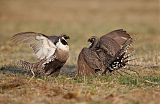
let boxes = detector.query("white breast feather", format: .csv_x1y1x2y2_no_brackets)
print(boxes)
42,55,56,67
56,39,69,51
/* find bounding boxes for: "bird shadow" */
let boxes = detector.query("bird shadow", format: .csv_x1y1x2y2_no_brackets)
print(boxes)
0,64,77,77
60,64,77,77
0,65,31,76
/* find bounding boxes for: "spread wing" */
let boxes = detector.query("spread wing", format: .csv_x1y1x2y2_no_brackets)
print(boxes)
12,32,57,60
99,29,133,57
82,48,105,71
99,37,120,57
100,29,132,47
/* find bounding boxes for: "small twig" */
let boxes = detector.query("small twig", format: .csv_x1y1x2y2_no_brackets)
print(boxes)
144,80,159,85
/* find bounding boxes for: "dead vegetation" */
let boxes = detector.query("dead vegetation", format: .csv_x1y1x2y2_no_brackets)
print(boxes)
0,0,159,104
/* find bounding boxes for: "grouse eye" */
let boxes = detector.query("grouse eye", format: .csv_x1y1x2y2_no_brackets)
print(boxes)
88,38,95,43
60,38,68,45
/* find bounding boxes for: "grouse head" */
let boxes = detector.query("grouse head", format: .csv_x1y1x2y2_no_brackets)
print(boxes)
88,36,99,49
55,34,70,51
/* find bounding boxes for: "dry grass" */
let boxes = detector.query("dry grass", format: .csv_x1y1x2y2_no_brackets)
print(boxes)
0,0,160,104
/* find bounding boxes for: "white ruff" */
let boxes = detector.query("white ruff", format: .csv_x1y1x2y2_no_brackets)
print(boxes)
56,39,69,51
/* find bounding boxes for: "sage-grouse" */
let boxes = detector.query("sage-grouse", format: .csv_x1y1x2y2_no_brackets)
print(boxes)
12,32,70,76
77,29,133,75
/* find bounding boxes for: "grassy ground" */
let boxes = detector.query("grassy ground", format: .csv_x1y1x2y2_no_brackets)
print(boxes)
0,0,160,103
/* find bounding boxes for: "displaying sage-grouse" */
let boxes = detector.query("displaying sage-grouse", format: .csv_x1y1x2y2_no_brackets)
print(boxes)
77,29,133,76
12,32,70,76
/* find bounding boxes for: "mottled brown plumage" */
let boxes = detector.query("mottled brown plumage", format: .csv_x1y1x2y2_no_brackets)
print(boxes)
99,29,132,57
77,36,106,75
77,48,106,76
77,48,96,76
77,29,133,76
99,29,133,73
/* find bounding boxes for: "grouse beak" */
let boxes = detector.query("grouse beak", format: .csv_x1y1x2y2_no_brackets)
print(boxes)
65,36,70,39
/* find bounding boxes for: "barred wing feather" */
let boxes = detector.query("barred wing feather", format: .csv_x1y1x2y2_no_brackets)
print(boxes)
100,29,132,48
82,48,105,71
12,32,57,60
99,29,133,57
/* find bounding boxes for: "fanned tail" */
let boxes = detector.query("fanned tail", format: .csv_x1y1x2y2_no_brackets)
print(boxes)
108,38,134,72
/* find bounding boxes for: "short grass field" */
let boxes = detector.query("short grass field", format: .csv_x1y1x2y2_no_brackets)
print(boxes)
0,0,160,104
